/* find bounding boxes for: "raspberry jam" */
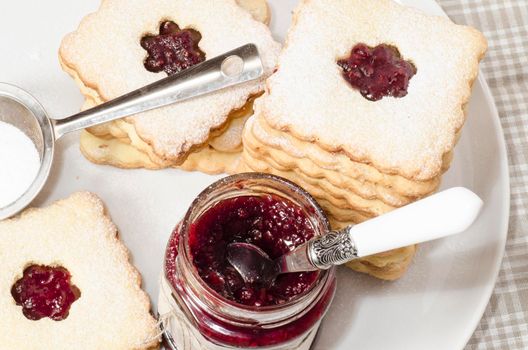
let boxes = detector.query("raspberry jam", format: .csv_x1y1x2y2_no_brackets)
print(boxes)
165,226,334,347
161,173,336,349
11,265,80,321
338,43,416,101
141,21,205,75
189,195,318,306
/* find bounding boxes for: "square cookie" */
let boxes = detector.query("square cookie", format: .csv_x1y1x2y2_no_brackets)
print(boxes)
0,192,159,349
259,0,487,180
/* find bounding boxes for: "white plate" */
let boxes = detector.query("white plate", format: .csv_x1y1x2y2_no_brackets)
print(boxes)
0,1,509,349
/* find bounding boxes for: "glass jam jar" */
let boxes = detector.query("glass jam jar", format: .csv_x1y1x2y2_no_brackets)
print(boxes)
158,173,336,350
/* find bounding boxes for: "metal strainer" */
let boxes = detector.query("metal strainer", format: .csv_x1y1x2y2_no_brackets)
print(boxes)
0,44,262,220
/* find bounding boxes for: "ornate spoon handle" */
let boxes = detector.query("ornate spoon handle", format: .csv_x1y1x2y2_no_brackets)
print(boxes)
308,228,358,269
278,187,483,272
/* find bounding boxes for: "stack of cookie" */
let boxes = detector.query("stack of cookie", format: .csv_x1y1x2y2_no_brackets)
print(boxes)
60,0,487,281
60,0,279,174
241,0,487,279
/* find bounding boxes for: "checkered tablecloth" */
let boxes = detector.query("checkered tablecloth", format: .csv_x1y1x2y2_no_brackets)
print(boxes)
435,0,528,348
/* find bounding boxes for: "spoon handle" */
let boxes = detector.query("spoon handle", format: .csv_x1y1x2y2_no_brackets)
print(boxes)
51,44,263,140
306,187,483,270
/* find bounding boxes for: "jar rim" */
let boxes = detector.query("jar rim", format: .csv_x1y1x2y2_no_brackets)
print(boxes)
176,172,333,316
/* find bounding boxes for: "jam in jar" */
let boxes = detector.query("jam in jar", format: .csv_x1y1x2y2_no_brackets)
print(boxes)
159,173,336,349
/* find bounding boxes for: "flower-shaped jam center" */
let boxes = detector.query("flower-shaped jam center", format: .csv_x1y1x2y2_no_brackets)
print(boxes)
141,21,206,76
337,43,416,101
11,264,80,321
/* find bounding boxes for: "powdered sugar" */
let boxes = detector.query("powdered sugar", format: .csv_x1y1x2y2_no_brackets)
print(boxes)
59,0,281,163
0,121,40,208
261,0,486,180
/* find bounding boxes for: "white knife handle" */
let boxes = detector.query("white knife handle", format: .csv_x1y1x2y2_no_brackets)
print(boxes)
350,187,483,257
307,187,483,268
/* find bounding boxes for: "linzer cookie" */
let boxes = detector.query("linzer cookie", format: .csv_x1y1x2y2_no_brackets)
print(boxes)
241,0,487,279
0,192,159,349
60,0,280,173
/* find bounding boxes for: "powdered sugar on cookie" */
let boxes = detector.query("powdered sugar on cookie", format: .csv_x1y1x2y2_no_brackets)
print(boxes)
260,0,486,180
60,0,281,164
0,192,159,349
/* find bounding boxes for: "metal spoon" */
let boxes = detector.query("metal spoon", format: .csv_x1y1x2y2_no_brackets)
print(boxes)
227,187,483,286
0,44,263,220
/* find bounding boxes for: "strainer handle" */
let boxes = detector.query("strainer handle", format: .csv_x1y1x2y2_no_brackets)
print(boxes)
51,44,263,140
